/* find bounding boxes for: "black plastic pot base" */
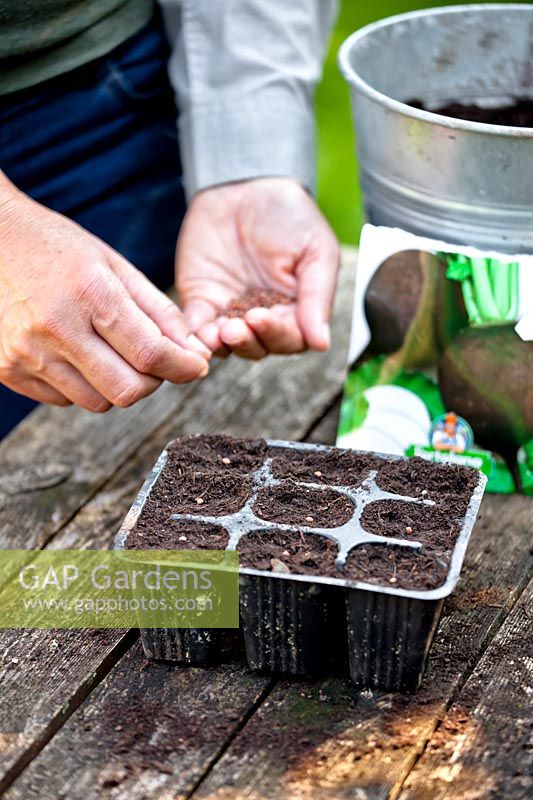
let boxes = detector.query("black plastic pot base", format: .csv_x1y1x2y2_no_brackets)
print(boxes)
140,627,220,666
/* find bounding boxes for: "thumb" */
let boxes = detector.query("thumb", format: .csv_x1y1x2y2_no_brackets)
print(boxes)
296,235,340,351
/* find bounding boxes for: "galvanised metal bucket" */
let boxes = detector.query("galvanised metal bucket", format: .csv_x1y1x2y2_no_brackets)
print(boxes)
338,4,533,253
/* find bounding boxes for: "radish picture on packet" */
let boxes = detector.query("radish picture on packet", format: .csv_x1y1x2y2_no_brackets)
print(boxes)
337,225,533,495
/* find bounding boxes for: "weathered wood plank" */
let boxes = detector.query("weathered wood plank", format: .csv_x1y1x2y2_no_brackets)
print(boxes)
6,493,531,799
398,579,533,800
0,629,137,795
3,641,274,800
0,252,356,793
0,379,205,550
0,247,356,551
182,491,531,798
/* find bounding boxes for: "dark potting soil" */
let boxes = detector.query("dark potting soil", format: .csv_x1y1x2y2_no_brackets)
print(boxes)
224,289,293,318
408,97,533,127
269,446,374,487
253,484,354,528
166,434,267,475
239,530,338,576
344,544,449,591
126,519,229,551
127,435,479,590
360,499,460,552
375,458,478,511
140,434,267,520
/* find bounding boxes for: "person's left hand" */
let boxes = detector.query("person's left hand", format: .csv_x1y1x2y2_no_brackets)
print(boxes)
176,178,340,360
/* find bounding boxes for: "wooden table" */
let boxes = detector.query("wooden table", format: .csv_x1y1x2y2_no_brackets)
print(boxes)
0,249,530,800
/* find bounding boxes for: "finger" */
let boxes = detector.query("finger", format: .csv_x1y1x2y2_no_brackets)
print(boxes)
194,318,229,355
66,336,163,408
40,361,113,413
108,253,211,359
218,318,268,360
245,306,306,354
1,372,72,407
296,236,340,351
195,319,232,358
90,274,210,384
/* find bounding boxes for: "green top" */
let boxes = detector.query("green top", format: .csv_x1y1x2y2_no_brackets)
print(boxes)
0,0,154,96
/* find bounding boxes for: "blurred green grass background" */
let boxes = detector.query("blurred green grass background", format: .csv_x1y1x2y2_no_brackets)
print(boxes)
315,1,499,244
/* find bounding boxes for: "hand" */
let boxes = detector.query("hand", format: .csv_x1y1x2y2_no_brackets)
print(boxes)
176,178,340,359
0,179,210,412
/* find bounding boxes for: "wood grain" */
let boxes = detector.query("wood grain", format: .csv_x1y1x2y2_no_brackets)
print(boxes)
6,493,531,799
398,579,532,800
2,245,530,800
0,629,136,795
3,641,274,800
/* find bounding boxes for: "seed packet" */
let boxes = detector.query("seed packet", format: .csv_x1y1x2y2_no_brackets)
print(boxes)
337,225,533,494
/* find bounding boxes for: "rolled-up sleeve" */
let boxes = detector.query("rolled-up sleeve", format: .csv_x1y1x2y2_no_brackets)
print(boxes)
159,0,338,200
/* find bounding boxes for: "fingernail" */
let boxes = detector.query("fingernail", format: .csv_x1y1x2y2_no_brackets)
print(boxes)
186,334,211,359
322,323,331,349
199,363,209,379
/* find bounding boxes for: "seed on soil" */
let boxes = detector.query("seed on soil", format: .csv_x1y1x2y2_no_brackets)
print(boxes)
421,489,428,496
178,535,187,542
305,516,314,523
195,497,204,505
314,470,323,477
221,457,231,465
406,526,413,534
389,577,398,584
270,558,291,574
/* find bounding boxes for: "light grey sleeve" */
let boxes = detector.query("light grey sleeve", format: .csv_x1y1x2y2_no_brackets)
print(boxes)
159,0,338,200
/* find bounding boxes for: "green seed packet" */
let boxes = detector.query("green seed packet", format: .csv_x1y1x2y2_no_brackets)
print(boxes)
337,225,533,494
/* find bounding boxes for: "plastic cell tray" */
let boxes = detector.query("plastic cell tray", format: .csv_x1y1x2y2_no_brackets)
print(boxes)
115,438,486,692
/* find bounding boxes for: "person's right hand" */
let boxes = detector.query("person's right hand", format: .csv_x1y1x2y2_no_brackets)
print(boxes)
0,181,211,413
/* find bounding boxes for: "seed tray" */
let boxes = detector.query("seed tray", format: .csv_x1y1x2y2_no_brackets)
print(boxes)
114,437,486,692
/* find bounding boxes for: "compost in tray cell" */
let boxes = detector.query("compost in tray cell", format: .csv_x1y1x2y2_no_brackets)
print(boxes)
344,543,450,591
252,484,354,528
126,519,229,551
238,529,338,576
359,499,462,552
268,446,373,487
166,434,267,476
374,457,478,503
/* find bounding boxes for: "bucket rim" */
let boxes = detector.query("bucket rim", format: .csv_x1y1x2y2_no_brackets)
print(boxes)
338,3,533,138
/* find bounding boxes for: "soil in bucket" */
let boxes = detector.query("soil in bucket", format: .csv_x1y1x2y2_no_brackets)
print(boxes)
409,97,533,127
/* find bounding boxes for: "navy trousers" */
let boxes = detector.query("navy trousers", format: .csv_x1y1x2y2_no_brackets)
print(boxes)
0,13,186,437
